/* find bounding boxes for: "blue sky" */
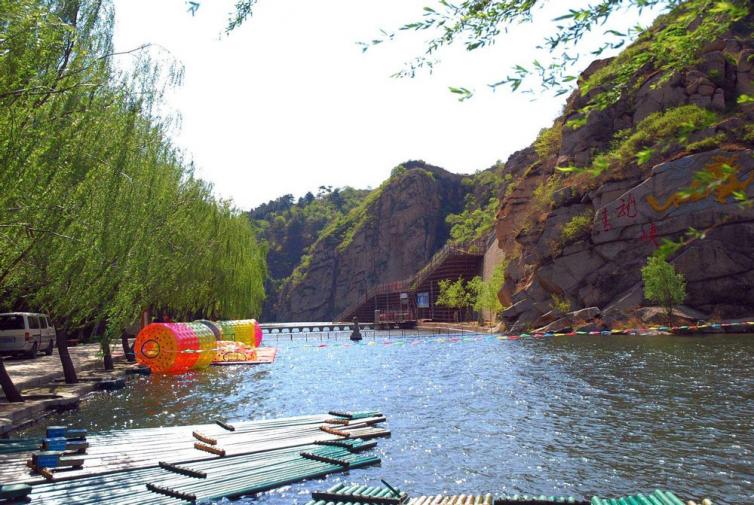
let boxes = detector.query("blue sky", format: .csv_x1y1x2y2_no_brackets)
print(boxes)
112,1,662,209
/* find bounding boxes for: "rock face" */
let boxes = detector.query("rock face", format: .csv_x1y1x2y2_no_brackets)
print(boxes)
272,163,467,322
494,6,754,330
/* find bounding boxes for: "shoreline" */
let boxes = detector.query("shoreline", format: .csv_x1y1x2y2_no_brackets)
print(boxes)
0,345,145,437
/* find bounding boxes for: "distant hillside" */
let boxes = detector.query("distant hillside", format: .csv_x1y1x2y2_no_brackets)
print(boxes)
249,187,369,319
263,161,492,322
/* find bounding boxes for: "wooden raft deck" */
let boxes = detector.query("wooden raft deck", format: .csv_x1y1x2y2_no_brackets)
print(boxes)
0,412,390,490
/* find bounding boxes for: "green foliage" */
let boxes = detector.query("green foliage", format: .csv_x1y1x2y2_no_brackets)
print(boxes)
251,187,368,282
579,0,748,113
686,132,728,152
559,105,719,176
0,0,266,342
641,255,687,325
446,168,502,245
532,176,560,212
534,122,564,159
436,277,473,311
446,197,498,244
470,260,509,323
564,115,588,131
561,211,594,243
551,294,572,314
282,164,434,289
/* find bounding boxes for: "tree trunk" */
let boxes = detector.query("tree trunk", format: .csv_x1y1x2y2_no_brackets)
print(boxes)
102,341,114,371
667,301,673,328
57,328,78,384
0,356,23,403
121,333,135,362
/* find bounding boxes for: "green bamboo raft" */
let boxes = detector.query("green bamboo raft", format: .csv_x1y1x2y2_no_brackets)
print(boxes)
305,485,702,505
0,411,389,504
0,411,386,484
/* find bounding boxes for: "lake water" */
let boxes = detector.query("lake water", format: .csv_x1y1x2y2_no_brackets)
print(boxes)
22,331,754,504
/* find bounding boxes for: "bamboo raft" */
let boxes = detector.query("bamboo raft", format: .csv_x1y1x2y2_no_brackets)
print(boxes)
306,485,698,505
0,411,389,503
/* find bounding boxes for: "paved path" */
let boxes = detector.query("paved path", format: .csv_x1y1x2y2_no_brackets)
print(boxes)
4,344,125,390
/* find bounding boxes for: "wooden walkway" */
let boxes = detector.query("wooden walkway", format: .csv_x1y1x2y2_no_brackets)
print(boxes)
260,322,375,333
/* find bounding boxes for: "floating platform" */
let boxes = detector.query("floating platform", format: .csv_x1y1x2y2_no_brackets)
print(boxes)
210,346,277,366
307,486,701,505
0,411,390,503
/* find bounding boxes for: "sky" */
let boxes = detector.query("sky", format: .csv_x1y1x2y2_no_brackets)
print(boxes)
112,1,663,210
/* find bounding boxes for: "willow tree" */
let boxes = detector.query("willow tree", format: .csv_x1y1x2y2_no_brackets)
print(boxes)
0,0,267,388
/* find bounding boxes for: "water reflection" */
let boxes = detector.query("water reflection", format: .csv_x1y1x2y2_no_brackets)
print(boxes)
21,332,754,505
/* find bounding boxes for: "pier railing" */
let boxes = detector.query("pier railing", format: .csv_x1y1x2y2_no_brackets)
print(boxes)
334,232,495,323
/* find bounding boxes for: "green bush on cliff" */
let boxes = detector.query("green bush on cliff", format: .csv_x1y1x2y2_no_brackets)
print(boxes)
532,175,560,212
578,0,748,116
560,211,594,244
642,255,687,326
446,168,503,245
534,122,564,159
559,105,720,176
446,197,498,244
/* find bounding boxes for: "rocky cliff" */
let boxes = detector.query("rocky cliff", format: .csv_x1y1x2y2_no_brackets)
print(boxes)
494,0,754,330
270,162,468,321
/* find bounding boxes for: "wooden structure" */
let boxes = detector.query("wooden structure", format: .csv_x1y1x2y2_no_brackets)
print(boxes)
307,485,693,505
260,322,376,333
0,412,390,503
335,233,494,324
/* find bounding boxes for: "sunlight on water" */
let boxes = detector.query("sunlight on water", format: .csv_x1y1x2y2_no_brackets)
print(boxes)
24,332,754,504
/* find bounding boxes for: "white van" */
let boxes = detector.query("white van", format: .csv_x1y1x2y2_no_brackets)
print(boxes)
0,313,56,358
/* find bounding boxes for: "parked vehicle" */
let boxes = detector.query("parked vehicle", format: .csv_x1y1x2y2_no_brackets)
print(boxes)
0,313,56,358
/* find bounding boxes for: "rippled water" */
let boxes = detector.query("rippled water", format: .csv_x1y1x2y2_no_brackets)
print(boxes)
22,332,754,504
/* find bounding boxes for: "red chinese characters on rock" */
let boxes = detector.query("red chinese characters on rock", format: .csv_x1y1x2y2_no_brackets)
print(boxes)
641,222,659,247
617,194,638,219
601,208,612,231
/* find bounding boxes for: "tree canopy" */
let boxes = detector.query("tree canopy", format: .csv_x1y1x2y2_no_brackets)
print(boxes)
1,0,267,343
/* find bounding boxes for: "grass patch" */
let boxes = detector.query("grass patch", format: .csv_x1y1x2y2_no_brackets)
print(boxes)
532,175,561,212
576,0,747,116
534,122,564,159
559,105,720,176
561,211,594,244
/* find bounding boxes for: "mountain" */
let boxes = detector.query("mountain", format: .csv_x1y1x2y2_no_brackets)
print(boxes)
266,161,477,322
493,0,754,330
250,187,370,319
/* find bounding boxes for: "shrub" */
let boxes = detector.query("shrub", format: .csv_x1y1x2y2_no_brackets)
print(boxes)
641,255,687,326
551,294,572,314
534,122,563,159
561,211,594,243
559,105,719,177
532,175,560,212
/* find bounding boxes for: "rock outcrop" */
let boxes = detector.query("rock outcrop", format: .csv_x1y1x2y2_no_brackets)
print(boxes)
494,3,754,330
271,162,467,322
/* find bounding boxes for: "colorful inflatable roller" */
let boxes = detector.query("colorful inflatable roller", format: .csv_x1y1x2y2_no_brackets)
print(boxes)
135,323,216,373
195,319,222,340
216,319,262,347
